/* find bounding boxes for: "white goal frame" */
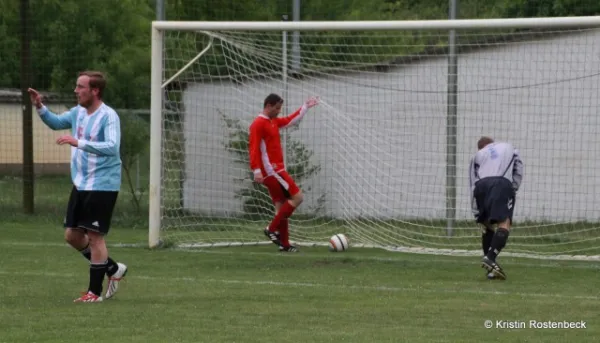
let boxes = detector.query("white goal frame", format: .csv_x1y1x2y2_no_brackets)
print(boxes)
149,16,600,248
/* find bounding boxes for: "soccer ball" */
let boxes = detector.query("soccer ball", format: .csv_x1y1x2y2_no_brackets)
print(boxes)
328,234,349,252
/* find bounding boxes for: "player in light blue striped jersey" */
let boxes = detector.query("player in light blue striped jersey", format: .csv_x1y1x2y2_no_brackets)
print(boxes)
28,71,128,302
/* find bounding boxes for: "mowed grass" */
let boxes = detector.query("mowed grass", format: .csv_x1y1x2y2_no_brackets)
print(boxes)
1,222,599,343
5,175,600,256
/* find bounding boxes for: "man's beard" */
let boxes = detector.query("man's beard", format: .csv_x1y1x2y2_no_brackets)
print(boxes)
79,98,93,108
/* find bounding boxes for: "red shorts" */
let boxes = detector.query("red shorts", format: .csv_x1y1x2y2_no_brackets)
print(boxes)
263,171,300,203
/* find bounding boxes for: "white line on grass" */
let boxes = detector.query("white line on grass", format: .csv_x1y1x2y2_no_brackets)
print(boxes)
188,278,600,301
2,240,599,270
0,241,143,248
174,248,600,270
1,270,598,301
6,239,600,263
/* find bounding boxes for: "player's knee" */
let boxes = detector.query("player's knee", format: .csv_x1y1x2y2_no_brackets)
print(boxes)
499,219,511,230
482,224,494,234
291,191,304,206
87,231,106,246
64,229,74,244
64,228,85,246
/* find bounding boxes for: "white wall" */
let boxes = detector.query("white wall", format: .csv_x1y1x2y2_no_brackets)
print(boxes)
181,30,600,222
0,102,70,165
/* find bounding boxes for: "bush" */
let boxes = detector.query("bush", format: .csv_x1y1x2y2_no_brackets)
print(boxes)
119,111,150,213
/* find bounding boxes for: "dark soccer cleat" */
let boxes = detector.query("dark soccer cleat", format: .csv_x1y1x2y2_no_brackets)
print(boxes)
264,227,281,246
484,259,497,279
279,245,299,252
481,256,506,280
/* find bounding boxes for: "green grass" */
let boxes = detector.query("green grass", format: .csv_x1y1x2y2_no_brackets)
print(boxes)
0,174,149,229
4,175,600,256
1,221,599,343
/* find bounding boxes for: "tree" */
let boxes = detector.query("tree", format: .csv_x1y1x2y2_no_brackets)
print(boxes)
0,0,19,87
2,0,599,106
0,0,154,110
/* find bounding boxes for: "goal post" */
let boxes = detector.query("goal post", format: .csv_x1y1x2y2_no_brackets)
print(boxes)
149,17,600,258
149,25,163,248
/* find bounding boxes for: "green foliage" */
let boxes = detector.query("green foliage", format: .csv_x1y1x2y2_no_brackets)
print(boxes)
1,0,599,109
220,111,323,219
502,0,600,17
119,111,150,213
0,0,153,109
0,1,18,87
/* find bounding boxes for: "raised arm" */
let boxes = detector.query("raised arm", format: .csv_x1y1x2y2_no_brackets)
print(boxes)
37,106,76,131
248,120,264,178
29,88,74,130
512,149,524,191
78,113,120,156
275,96,319,129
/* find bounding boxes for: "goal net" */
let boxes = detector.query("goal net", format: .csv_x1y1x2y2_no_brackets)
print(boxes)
150,18,600,258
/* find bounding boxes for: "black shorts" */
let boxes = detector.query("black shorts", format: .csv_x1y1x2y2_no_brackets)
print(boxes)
64,186,119,235
473,177,515,225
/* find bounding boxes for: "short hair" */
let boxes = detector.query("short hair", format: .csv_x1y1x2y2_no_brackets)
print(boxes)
264,93,283,108
79,71,106,98
477,136,494,150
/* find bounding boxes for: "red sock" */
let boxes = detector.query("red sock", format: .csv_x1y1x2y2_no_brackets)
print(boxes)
268,201,295,233
279,219,290,247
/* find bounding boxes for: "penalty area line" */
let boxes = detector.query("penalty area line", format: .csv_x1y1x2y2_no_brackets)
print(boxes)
0,270,598,301
1,240,599,270
0,241,144,248
173,248,600,270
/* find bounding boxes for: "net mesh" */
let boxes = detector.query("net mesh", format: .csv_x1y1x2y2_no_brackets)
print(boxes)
158,27,600,256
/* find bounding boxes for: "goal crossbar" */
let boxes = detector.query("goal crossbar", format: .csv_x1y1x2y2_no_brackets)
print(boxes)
152,16,600,32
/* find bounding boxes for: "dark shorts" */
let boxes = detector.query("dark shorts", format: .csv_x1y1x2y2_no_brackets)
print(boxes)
473,177,515,225
64,186,119,235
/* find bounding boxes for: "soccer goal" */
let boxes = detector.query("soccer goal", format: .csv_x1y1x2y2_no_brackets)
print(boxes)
149,17,600,259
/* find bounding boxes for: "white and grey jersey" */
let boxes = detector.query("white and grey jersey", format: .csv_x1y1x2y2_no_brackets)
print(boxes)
469,141,524,192
468,142,523,216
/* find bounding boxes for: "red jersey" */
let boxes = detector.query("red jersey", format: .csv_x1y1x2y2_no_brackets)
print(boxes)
248,106,308,177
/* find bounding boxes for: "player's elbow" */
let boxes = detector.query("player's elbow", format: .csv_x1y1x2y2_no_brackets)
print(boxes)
44,120,66,131
108,144,119,156
101,142,119,156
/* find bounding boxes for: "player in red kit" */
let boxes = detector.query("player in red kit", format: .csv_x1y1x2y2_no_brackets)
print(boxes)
248,93,319,252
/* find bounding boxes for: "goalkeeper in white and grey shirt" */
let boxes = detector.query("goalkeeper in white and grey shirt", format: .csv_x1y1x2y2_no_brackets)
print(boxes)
468,136,524,280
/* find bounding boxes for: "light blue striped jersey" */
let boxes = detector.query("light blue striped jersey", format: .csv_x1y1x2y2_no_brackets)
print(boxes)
37,103,122,191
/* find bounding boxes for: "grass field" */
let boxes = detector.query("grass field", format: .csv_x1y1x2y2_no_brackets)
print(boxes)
1,217,599,343
0,173,149,229
2,174,600,342
4,172,600,255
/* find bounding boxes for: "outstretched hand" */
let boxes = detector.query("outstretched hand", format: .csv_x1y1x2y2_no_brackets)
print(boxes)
304,96,319,109
27,88,43,109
